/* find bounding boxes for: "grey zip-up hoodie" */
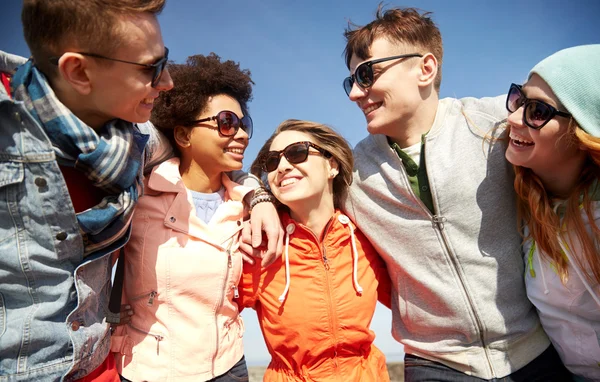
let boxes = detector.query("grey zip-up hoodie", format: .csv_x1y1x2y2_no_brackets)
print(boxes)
344,96,550,379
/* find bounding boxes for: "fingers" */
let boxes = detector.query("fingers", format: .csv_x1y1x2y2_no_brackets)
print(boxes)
241,220,252,248
261,225,284,267
251,215,264,248
242,252,255,265
112,304,134,326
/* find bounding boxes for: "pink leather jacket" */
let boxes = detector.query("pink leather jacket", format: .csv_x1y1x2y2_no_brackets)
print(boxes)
111,158,252,381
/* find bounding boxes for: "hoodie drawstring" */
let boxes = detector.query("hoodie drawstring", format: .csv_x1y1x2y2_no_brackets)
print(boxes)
278,215,365,304
346,222,364,295
278,224,293,303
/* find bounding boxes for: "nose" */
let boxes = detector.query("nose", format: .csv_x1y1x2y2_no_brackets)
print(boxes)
155,67,174,91
348,81,368,102
507,105,525,129
234,124,249,143
277,154,293,173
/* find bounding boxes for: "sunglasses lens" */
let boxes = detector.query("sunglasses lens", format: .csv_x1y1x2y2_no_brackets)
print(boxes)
264,153,280,172
525,102,552,129
216,111,239,136
506,85,523,113
355,63,372,88
241,115,253,139
151,48,169,87
284,143,309,164
343,77,354,96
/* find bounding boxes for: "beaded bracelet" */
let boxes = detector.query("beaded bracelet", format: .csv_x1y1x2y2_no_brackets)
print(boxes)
250,191,277,210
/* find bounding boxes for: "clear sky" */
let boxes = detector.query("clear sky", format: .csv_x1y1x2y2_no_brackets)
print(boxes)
2,0,600,367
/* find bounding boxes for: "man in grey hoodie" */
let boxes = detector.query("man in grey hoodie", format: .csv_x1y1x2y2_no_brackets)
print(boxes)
341,6,570,381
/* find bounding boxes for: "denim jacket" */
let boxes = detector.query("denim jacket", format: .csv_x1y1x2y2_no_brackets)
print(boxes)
0,81,181,382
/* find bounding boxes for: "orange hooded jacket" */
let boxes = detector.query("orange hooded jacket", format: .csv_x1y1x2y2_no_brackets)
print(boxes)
240,210,392,381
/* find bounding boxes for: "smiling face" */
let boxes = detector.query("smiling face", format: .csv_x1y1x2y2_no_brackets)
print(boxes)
185,94,249,176
506,74,586,186
85,12,173,127
347,37,424,138
266,130,337,214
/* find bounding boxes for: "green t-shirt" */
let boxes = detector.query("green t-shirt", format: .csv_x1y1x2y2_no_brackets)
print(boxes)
389,135,434,214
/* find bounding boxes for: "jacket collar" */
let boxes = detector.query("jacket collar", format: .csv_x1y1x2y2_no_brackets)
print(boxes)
147,157,252,202
146,157,253,246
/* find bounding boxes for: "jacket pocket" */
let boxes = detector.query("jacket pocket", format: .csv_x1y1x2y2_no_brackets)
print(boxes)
129,290,158,306
0,161,24,245
127,322,165,356
0,292,5,337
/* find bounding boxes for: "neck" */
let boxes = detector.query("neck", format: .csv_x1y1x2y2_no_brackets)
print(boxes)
388,93,439,148
52,81,107,130
179,158,222,193
289,197,335,240
536,153,587,198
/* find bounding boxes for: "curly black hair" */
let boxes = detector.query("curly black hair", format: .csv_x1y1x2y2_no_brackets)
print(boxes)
151,53,254,154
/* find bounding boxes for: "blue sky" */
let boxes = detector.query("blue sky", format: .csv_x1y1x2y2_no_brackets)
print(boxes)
2,0,600,367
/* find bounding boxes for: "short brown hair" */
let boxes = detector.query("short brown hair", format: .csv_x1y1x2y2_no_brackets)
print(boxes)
22,0,165,77
344,4,443,91
251,119,354,209
151,53,254,155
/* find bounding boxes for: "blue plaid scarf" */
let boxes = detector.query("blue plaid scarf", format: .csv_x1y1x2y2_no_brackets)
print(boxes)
12,61,149,255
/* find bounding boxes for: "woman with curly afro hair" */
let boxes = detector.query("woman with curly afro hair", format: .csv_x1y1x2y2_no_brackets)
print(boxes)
112,53,256,382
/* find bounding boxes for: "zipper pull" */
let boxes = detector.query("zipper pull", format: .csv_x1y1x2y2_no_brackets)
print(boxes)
323,254,330,270
432,215,447,230
147,291,157,306
233,285,239,299
155,335,163,355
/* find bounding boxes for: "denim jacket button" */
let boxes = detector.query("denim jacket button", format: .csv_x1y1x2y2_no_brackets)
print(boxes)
34,177,47,188
56,231,68,241
71,321,81,331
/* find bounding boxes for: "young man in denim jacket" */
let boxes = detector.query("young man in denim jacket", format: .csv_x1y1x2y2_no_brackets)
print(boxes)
0,1,175,380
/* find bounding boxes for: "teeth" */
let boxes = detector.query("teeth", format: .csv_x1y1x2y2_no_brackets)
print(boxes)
509,131,534,146
280,178,298,187
142,98,154,105
363,104,380,115
225,148,244,154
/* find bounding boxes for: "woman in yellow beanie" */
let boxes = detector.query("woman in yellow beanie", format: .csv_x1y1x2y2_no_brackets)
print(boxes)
505,44,600,381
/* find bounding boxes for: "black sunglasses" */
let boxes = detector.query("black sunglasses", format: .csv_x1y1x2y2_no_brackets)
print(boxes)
343,53,423,96
49,47,169,88
506,83,571,130
186,110,253,139
263,141,332,173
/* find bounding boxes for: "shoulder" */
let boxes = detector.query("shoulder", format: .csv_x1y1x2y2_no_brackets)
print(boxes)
455,94,507,122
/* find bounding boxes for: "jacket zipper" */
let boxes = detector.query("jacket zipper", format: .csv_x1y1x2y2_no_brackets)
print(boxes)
307,219,339,370
129,290,158,306
211,238,234,377
128,323,164,355
418,141,495,376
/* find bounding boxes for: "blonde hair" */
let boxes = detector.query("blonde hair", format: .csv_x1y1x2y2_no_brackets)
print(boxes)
513,120,600,284
250,119,353,209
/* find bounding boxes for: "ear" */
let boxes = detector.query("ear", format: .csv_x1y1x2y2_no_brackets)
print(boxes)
327,157,340,179
417,52,438,88
174,126,192,149
57,53,93,95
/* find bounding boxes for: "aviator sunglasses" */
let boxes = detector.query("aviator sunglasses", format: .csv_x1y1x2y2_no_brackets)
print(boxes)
343,53,423,96
263,141,332,172
186,110,253,139
506,83,571,130
50,47,170,88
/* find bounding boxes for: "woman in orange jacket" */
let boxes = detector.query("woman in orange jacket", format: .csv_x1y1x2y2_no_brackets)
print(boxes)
241,119,392,381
